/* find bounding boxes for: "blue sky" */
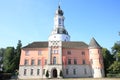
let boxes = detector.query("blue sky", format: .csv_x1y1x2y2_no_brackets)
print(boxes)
0,0,120,51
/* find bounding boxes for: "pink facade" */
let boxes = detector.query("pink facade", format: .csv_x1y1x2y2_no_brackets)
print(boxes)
62,48,90,65
20,48,48,66
18,5,104,79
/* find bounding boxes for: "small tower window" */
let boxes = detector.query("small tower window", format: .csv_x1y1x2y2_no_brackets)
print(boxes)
58,18,61,25
53,57,57,64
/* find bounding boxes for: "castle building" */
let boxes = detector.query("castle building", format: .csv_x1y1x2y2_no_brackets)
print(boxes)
18,5,104,79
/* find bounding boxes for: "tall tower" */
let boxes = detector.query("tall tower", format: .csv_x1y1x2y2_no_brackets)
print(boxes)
48,5,70,65
89,38,104,78
47,5,70,78
48,5,70,41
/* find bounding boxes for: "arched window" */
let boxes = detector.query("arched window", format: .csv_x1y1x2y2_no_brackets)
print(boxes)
53,57,56,64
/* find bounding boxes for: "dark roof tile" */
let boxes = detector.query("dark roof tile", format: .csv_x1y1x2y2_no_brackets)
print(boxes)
22,41,88,49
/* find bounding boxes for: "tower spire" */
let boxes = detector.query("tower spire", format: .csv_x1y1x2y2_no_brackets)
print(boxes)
58,0,61,7
48,2,70,41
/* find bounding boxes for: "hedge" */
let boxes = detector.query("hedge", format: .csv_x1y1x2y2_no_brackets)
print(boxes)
107,74,120,78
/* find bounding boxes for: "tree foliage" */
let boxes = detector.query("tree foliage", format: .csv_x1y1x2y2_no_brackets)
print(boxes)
2,40,22,73
0,48,5,72
102,48,114,76
46,70,49,78
3,47,15,73
112,42,120,61
59,70,63,77
108,61,120,74
14,40,22,70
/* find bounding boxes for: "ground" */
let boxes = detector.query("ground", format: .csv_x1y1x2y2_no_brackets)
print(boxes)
17,78,120,80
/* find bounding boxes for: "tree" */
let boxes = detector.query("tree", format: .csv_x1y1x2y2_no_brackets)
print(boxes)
102,48,114,76
3,47,15,73
0,48,5,72
108,61,120,74
14,40,22,70
112,42,120,61
46,70,49,78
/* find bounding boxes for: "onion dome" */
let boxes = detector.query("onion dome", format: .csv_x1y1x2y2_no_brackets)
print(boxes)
55,5,64,16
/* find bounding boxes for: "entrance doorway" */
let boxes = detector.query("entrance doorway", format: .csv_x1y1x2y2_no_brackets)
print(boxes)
53,69,57,78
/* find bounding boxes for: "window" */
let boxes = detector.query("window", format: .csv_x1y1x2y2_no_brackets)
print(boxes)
68,59,71,65
73,69,76,75
31,69,33,75
53,57,56,64
25,51,29,56
66,69,69,75
58,18,61,25
38,59,41,65
99,58,101,64
37,69,40,75
84,68,87,74
53,50,58,54
31,59,35,65
91,59,93,64
82,51,85,55
67,51,71,55
38,51,41,55
24,59,28,65
24,69,27,75
45,59,47,65
74,59,77,64
82,59,85,64
43,69,45,75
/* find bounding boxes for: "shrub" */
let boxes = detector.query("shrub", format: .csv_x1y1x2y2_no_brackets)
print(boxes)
46,70,49,78
59,70,63,77
107,74,120,78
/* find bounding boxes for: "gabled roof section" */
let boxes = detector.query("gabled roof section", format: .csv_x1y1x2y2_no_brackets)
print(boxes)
89,37,101,49
62,41,88,48
22,42,48,48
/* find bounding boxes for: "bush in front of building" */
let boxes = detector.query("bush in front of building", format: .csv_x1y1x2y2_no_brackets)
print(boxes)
46,70,49,78
107,74,120,78
59,70,63,78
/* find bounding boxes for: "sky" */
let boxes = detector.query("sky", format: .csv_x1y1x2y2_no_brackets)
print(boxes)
0,0,120,51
